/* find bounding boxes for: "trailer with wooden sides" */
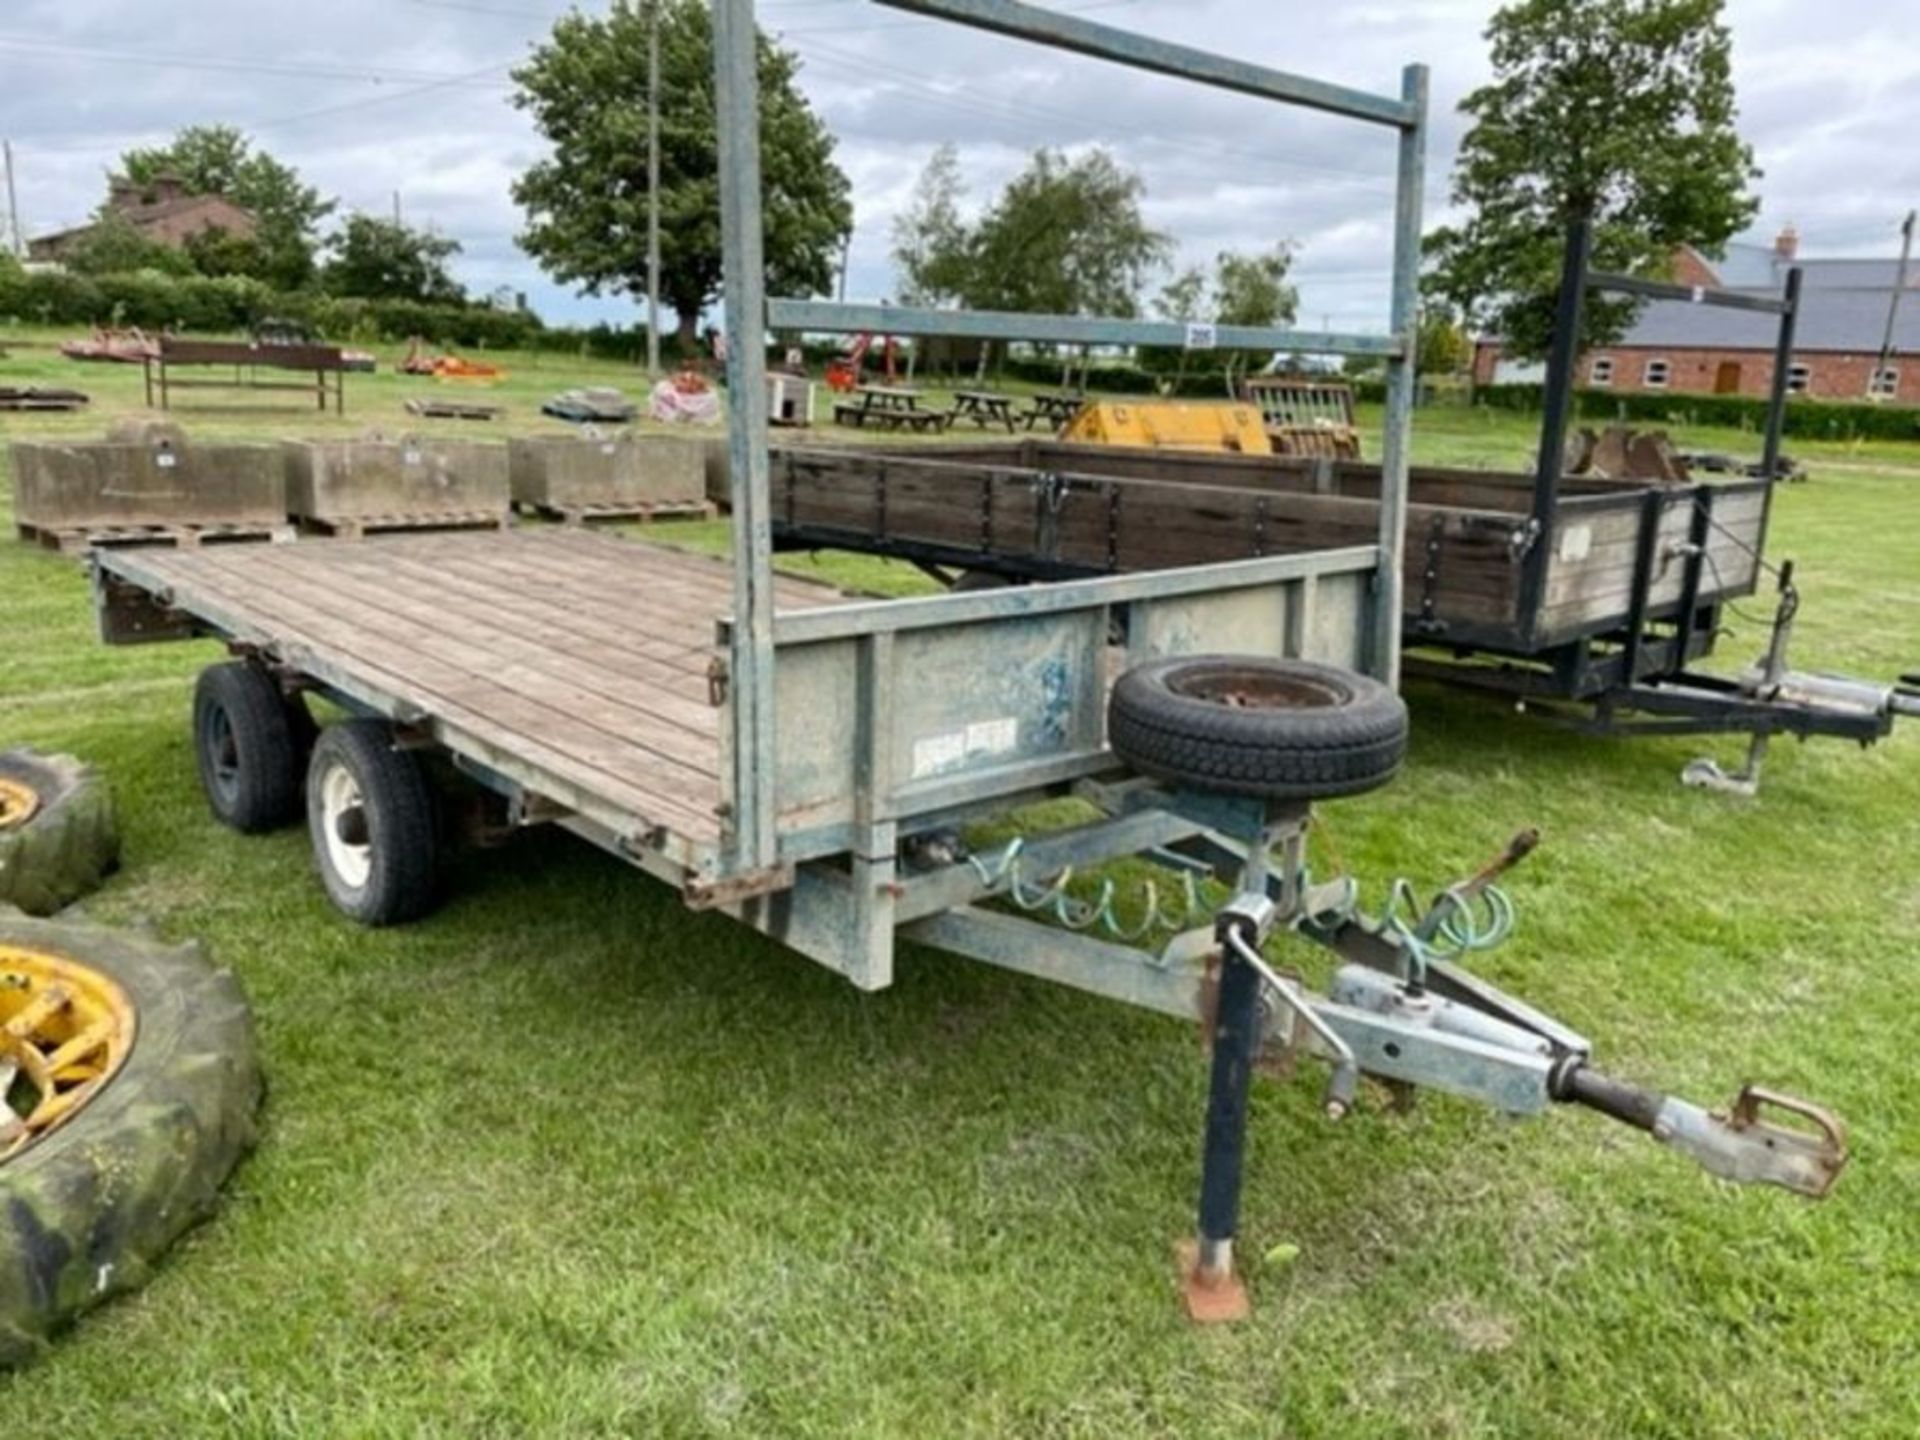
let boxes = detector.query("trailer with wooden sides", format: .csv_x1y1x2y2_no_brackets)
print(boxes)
766,436,1916,785
86,0,1848,1323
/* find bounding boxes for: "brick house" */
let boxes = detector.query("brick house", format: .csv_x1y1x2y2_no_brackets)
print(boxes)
1471,227,1920,405
28,173,257,263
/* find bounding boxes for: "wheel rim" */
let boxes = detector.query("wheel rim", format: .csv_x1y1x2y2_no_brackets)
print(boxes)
319,761,373,890
0,776,39,832
0,943,136,1160
205,704,240,800
1168,666,1350,712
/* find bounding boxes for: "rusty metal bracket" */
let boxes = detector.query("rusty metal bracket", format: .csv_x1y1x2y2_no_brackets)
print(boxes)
683,860,797,910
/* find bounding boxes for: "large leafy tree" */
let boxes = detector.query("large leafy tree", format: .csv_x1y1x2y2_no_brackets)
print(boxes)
512,0,852,347
1423,0,1758,358
961,148,1169,317
324,216,465,304
120,125,335,288
890,144,971,306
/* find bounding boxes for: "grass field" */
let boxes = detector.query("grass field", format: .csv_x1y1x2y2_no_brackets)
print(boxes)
2,334,1918,1436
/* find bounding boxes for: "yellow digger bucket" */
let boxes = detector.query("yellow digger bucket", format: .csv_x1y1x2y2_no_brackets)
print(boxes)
1059,400,1272,455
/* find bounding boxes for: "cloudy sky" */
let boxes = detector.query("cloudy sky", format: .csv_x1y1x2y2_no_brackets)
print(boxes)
4,0,1916,331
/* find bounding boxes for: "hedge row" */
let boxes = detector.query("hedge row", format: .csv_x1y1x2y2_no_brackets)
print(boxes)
1473,382,1920,441
0,267,544,349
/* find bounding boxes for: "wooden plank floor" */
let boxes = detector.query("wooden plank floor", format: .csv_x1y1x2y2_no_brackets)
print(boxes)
115,529,846,847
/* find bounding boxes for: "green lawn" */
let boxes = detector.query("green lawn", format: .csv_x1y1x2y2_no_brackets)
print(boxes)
3,336,1918,1436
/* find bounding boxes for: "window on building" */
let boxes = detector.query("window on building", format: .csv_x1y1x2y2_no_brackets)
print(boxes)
1870,366,1899,398
1786,363,1811,395
1589,356,1614,386
1643,358,1671,389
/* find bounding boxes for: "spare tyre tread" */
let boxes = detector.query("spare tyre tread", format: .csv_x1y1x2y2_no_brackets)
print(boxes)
1107,655,1407,800
0,913,260,1367
0,750,120,917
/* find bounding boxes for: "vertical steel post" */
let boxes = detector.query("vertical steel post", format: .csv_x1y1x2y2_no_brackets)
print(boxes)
3,141,22,260
1760,266,1801,480
1374,64,1427,690
647,0,664,377
1522,215,1592,644
713,0,779,871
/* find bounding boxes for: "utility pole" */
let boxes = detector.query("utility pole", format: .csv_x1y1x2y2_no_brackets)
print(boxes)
645,0,662,375
1870,209,1914,402
393,190,403,226
837,230,851,301
3,141,23,260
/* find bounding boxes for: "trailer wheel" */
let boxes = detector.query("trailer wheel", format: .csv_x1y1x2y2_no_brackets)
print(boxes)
1107,655,1408,800
305,720,439,926
193,662,311,833
0,911,260,1367
0,749,119,918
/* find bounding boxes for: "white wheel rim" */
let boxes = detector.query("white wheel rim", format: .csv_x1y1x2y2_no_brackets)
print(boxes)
319,761,372,890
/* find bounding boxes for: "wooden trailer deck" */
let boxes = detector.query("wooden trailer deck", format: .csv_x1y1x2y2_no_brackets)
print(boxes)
94,529,847,861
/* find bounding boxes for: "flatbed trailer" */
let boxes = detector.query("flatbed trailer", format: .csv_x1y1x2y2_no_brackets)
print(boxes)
91,0,1848,1320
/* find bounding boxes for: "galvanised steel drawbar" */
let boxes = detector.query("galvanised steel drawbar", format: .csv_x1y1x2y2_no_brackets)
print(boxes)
92,0,1849,1321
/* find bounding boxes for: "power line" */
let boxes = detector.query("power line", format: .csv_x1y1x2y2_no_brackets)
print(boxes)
794,36,1401,193
0,36,506,86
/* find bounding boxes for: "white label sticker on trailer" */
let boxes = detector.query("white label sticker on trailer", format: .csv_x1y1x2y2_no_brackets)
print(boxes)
911,731,968,778
1557,524,1593,562
1184,322,1218,351
910,716,1021,779
965,716,1019,757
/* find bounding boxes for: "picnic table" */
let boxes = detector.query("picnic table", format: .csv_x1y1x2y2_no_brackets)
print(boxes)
949,389,1019,432
145,338,349,414
832,384,950,433
1021,390,1086,432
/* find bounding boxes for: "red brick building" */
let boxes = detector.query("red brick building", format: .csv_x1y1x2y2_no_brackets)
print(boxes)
1471,227,1920,405
28,173,257,263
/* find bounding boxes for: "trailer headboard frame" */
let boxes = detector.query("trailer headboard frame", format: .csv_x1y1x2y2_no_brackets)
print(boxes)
712,0,1428,883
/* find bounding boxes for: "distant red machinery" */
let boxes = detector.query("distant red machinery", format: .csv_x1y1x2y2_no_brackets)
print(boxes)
825,332,898,392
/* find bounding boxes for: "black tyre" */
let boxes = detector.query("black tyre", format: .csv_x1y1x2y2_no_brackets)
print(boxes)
0,749,119,917
193,661,309,833
305,720,440,926
1107,654,1408,800
0,911,260,1366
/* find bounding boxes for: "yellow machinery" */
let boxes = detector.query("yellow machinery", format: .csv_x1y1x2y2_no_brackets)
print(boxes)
1059,399,1271,454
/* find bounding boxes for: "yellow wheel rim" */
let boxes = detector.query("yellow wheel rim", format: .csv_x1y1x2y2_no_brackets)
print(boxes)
1,944,136,1161
0,776,39,832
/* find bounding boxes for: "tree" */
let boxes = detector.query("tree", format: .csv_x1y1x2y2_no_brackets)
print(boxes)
1212,245,1297,329
120,125,334,288
512,0,853,348
63,212,194,278
323,215,465,304
1155,266,1208,326
962,148,1169,318
890,144,971,306
1416,309,1470,376
1148,246,1296,390
1423,0,1758,359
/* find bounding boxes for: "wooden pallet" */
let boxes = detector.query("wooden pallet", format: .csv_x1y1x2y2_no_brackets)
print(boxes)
404,398,503,422
513,499,716,527
17,520,296,556
298,510,512,541
0,388,90,412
